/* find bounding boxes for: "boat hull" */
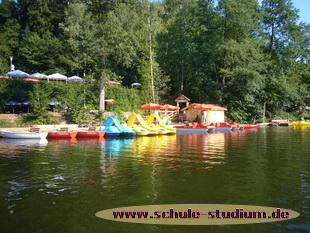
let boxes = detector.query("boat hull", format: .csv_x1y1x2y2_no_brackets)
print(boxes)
133,126,158,136
207,128,216,133
105,132,120,137
215,127,232,132
154,127,169,135
0,130,10,137
47,132,77,138
292,121,310,126
278,123,291,126
268,123,279,126
119,132,135,137
244,125,258,129
99,126,120,137
2,132,48,139
176,128,209,133
76,131,105,138
165,128,177,134
134,128,150,136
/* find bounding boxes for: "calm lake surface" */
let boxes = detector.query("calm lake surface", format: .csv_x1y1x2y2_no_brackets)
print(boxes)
0,127,309,233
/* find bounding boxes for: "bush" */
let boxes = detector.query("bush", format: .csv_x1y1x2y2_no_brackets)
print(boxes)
0,119,19,127
270,110,300,122
23,113,62,125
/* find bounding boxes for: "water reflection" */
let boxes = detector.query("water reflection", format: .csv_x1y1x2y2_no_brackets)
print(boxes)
0,128,308,233
101,138,134,157
125,133,229,170
47,138,78,145
97,132,233,187
0,138,48,155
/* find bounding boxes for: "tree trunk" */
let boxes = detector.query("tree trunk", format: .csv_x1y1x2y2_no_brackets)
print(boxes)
148,1,155,103
262,102,266,122
99,72,105,112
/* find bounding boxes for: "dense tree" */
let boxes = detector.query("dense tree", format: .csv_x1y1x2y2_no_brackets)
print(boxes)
0,0,308,122
17,0,67,35
215,0,266,121
47,0,68,35
18,31,69,74
157,0,201,96
61,2,98,76
0,0,20,73
261,0,309,120
17,0,53,36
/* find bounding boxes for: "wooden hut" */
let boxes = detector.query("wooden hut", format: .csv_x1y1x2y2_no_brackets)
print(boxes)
181,103,227,124
175,94,190,110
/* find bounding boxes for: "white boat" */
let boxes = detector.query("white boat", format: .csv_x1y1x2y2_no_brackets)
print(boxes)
214,127,232,133
176,128,209,133
2,131,48,139
0,130,10,137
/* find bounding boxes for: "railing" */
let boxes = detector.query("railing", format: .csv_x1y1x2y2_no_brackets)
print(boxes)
161,111,178,123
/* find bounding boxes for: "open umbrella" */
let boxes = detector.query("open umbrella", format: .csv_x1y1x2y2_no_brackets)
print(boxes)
138,103,163,110
47,73,67,81
67,76,83,83
48,101,61,112
131,82,141,88
6,70,29,78
105,99,117,111
105,99,117,105
21,101,33,113
29,73,47,79
160,104,179,110
5,101,21,114
68,76,83,82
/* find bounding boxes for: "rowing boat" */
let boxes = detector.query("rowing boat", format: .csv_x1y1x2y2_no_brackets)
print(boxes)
2,131,48,139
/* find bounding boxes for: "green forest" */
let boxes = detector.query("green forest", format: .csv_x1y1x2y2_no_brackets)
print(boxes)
0,0,309,124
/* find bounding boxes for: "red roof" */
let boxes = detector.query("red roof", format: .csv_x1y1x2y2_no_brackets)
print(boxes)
181,103,227,111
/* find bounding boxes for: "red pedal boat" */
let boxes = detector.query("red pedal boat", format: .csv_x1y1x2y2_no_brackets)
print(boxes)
244,125,258,129
174,123,216,133
76,131,105,138
47,131,77,138
47,128,77,138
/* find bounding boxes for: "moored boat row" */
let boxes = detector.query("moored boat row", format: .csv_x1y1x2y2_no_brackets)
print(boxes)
0,127,106,139
174,122,257,133
0,114,178,139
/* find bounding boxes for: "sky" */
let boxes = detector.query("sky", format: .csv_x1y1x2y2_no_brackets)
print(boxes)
257,0,310,24
152,0,310,24
287,0,310,23
0,0,309,24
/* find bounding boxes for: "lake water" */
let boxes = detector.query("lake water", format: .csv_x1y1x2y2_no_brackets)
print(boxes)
0,127,309,233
